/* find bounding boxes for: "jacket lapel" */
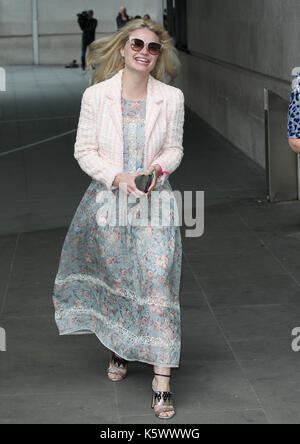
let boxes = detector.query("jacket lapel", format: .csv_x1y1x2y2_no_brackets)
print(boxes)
106,68,164,151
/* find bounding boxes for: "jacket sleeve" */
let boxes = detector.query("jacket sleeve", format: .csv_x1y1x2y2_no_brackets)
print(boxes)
92,18,97,31
77,18,85,31
150,88,185,187
86,18,97,31
74,87,123,190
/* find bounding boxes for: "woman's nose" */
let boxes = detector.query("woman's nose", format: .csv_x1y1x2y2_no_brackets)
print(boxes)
139,46,150,56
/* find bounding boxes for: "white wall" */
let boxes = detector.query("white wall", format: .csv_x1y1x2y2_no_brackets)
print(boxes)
0,0,33,64
0,0,164,65
175,0,299,169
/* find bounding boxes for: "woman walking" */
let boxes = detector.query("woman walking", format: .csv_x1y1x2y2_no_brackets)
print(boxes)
52,18,185,420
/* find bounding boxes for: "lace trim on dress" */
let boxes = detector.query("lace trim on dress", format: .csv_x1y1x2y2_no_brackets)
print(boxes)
122,116,145,125
127,120,138,172
55,306,177,347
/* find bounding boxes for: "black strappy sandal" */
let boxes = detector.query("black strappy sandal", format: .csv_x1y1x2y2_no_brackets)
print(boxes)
107,351,128,381
151,372,176,419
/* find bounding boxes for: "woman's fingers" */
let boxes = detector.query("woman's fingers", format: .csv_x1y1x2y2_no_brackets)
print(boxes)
145,183,154,198
131,173,147,197
131,190,145,198
120,172,156,198
128,180,145,198
144,167,155,176
131,184,145,198
145,173,157,198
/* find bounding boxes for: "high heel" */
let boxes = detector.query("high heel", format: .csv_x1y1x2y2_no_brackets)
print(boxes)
151,372,175,419
107,351,128,381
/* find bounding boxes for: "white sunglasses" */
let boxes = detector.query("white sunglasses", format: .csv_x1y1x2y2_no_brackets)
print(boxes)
128,36,163,55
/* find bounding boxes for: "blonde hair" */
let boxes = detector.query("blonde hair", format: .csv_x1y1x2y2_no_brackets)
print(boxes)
86,18,181,85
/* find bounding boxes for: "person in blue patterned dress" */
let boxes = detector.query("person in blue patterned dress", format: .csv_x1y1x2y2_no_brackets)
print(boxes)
52,18,184,419
288,71,300,153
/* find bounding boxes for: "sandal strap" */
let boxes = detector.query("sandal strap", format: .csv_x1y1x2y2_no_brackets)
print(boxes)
153,372,171,378
153,390,175,395
108,367,126,375
152,390,175,402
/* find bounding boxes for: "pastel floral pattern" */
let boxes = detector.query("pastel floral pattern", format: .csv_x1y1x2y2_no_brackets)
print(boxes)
52,96,182,367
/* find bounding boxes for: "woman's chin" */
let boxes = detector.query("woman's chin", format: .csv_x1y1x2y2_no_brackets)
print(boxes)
127,62,152,74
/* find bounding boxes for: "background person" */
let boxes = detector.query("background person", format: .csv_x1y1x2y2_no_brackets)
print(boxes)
116,6,131,29
77,9,98,72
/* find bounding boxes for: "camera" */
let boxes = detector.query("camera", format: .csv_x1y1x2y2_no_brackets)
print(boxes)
77,10,92,32
77,10,89,20
77,10,90,26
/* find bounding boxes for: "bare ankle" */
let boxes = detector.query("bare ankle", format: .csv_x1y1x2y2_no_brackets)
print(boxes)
153,375,170,389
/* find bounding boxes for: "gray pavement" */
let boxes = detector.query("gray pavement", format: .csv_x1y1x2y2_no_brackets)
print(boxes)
1,67,300,424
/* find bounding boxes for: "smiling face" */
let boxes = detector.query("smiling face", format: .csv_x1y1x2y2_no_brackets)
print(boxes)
120,28,161,74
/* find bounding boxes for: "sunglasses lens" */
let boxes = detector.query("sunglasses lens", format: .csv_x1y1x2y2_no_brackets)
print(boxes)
131,38,144,51
148,42,161,55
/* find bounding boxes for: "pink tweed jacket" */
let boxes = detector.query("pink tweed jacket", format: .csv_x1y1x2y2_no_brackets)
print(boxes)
74,67,185,190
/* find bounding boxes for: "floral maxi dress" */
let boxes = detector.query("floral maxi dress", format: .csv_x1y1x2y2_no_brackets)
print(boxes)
52,96,182,368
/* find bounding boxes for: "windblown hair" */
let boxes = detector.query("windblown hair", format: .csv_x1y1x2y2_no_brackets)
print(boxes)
86,18,181,85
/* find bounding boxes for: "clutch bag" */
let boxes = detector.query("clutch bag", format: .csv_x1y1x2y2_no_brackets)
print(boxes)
134,174,153,193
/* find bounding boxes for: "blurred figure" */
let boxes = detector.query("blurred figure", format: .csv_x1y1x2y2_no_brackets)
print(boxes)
288,72,300,152
134,15,142,19
163,8,168,30
77,9,98,72
116,6,131,30
143,14,151,20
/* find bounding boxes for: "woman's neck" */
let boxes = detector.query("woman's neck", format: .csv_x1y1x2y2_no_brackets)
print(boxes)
121,68,149,101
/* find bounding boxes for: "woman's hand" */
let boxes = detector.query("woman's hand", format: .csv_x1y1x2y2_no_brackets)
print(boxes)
113,172,146,198
144,164,161,199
